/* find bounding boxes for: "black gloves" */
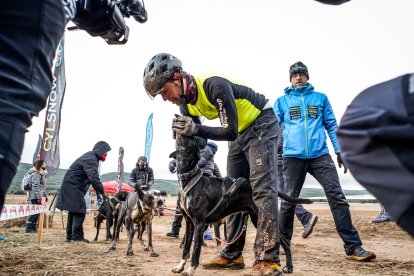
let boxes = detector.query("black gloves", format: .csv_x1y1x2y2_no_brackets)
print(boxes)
97,193,109,204
336,153,348,174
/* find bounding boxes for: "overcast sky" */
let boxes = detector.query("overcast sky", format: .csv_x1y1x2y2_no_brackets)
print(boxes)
20,0,413,190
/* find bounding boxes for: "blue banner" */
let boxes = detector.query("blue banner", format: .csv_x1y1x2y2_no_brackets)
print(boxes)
144,113,153,164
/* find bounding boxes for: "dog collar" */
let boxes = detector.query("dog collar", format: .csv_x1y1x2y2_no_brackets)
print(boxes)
177,165,200,182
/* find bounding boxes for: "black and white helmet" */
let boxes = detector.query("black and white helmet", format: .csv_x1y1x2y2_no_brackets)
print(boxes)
143,53,182,99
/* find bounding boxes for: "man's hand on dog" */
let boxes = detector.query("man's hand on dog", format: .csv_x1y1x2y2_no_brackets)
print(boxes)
172,114,199,136
98,193,109,204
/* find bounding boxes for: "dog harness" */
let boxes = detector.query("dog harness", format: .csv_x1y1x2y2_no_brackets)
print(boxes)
177,165,246,221
98,196,122,219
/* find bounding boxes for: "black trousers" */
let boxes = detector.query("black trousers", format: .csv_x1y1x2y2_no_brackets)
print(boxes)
170,196,183,233
27,199,41,225
0,0,65,211
280,155,362,254
221,109,280,262
66,212,86,241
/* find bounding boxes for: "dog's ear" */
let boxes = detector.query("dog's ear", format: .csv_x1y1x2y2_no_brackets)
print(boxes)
169,151,177,159
135,184,144,198
194,137,207,148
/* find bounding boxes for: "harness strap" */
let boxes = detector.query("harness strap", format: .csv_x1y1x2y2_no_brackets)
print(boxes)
205,177,246,219
98,210,108,219
179,169,203,223
113,196,122,203
181,169,203,197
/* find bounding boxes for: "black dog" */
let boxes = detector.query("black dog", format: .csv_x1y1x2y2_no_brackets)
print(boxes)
110,186,159,257
93,191,129,241
171,133,312,276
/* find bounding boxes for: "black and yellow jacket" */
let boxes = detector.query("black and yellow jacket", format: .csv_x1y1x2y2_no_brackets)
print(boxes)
180,75,268,141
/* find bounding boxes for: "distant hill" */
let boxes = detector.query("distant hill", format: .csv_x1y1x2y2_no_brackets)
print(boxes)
9,163,372,201
9,163,179,196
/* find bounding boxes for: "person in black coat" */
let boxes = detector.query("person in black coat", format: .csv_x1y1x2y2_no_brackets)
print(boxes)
128,156,154,189
56,141,111,243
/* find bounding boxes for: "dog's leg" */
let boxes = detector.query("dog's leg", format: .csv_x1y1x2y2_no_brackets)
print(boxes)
184,222,205,276
112,210,119,241
213,222,220,247
109,206,126,251
137,222,147,249
125,218,135,256
94,214,103,241
106,216,113,241
280,233,293,273
146,220,159,257
172,216,193,273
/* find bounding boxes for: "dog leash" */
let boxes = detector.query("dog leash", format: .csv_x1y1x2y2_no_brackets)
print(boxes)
214,225,247,248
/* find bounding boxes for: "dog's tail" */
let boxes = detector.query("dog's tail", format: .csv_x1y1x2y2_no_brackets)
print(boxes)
278,191,313,204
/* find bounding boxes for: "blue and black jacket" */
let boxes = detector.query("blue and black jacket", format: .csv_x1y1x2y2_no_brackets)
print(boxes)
273,83,340,158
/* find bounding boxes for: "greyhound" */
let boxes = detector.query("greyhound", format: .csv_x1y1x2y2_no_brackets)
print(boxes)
172,133,312,276
109,186,159,257
93,191,129,241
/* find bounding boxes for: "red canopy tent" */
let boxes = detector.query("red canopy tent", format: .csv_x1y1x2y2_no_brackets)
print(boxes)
91,180,134,195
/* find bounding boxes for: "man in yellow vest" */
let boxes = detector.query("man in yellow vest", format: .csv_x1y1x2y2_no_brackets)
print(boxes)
143,53,282,275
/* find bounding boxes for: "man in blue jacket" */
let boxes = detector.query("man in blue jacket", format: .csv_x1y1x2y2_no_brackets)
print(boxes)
273,62,376,261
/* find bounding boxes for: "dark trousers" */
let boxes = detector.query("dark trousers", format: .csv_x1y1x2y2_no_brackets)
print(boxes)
171,196,183,233
277,160,312,226
66,212,86,241
280,154,362,253
0,0,65,211
27,199,41,225
221,109,280,262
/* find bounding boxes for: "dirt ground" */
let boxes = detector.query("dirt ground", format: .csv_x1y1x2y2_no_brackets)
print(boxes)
1,194,413,276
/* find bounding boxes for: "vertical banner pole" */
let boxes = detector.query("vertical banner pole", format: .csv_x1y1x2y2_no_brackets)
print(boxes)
116,147,125,193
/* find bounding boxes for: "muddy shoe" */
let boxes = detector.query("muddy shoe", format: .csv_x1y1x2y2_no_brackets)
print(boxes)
201,254,245,270
346,247,376,262
241,261,284,276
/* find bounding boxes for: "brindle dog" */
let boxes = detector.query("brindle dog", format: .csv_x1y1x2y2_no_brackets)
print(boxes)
93,191,129,241
172,133,312,276
109,186,159,257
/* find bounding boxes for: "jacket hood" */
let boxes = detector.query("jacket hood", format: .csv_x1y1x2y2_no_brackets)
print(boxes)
93,141,111,156
284,83,314,96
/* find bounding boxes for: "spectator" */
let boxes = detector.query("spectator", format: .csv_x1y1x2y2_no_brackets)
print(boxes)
277,128,318,238
25,159,48,234
198,142,221,177
372,204,391,224
56,141,111,243
144,53,282,275
274,61,376,261
128,156,154,190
